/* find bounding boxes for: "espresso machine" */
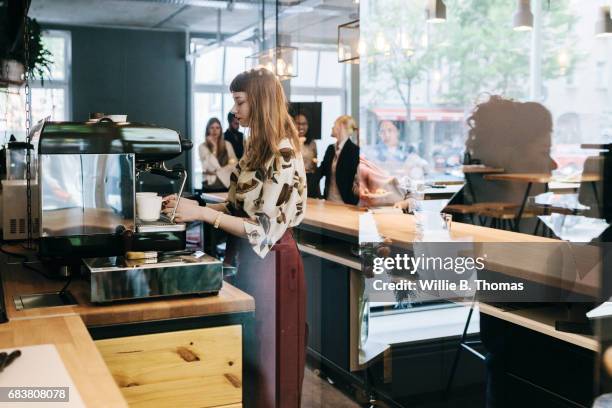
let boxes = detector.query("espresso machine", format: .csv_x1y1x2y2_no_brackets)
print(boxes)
24,118,225,304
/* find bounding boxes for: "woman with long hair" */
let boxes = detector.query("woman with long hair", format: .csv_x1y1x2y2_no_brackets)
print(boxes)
163,68,307,407
199,117,237,191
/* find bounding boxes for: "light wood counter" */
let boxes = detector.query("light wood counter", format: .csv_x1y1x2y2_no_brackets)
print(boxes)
0,315,128,407
2,259,255,326
484,172,601,184
478,303,598,352
202,193,600,297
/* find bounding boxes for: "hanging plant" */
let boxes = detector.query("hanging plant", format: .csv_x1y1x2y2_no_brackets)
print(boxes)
1,12,53,86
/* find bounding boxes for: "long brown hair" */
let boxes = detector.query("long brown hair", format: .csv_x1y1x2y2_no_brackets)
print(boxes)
205,117,228,166
229,68,299,171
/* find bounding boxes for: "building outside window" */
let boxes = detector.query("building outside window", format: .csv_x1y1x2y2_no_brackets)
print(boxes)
360,0,612,182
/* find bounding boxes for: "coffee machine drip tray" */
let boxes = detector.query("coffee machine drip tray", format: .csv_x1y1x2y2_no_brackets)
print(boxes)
136,215,186,233
82,253,223,303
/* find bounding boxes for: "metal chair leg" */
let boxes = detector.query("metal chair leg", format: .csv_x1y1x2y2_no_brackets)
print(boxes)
446,303,475,396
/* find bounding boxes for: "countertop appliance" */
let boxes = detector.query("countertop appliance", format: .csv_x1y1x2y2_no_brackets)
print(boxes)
82,252,225,303
1,137,40,240
32,119,193,264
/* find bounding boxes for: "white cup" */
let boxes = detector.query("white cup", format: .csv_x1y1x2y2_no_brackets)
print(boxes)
136,192,158,198
136,194,163,222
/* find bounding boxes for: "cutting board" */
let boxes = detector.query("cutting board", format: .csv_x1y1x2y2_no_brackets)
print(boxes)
0,344,85,407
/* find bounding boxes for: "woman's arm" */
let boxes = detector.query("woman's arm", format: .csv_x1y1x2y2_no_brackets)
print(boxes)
162,198,246,238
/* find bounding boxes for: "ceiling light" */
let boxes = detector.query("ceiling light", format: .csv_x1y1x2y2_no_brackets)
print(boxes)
513,0,533,31
338,19,360,63
595,6,612,38
426,0,446,23
247,46,299,79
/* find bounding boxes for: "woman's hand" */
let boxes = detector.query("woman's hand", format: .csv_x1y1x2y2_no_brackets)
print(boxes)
393,198,417,212
162,194,198,207
162,195,202,223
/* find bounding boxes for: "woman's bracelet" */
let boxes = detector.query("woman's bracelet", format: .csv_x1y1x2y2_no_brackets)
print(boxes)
213,211,223,229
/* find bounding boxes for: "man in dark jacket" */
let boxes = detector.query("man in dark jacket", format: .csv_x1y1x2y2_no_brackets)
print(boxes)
224,112,244,159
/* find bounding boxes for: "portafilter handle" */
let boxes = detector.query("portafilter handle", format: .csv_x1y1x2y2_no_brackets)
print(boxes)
181,139,193,152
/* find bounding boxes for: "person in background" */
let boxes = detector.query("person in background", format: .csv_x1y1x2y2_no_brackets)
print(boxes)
370,120,429,180
464,95,556,408
317,115,360,205
294,113,320,197
199,117,237,191
164,68,307,408
224,111,245,160
465,96,556,205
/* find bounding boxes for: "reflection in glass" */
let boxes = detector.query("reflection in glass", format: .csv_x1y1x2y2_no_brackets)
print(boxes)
40,154,135,236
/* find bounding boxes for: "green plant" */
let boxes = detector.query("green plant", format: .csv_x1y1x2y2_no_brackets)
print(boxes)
1,13,53,81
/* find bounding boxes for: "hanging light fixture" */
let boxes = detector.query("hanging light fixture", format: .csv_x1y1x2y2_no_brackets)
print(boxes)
426,0,446,23
338,19,360,63
513,0,533,31
247,46,298,78
595,6,612,38
245,0,298,79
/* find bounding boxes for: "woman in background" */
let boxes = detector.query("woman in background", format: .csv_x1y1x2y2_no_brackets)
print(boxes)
199,117,237,191
295,113,320,197
165,68,307,407
317,115,360,205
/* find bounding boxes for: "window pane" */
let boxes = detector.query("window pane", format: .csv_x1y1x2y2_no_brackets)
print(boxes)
291,50,317,87
31,88,67,122
0,88,66,141
225,47,252,84
42,34,66,81
317,51,343,88
195,47,224,84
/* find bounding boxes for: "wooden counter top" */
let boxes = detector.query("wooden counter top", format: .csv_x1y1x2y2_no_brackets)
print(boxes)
202,192,556,243
2,255,255,327
0,315,127,407
201,193,601,296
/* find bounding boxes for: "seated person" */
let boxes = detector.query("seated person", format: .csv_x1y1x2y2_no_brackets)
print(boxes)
199,117,237,191
362,120,429,180
317,115,359,205
465,96,556,206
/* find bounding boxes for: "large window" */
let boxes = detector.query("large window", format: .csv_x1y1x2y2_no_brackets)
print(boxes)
191,41,253,187
360,0,612,182
190,42,350,188
0,30,71,142
290,47,350,162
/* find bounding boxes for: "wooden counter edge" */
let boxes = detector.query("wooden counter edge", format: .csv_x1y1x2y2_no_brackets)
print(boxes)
0,315,128,407
478,302,599,352
2,260,255,326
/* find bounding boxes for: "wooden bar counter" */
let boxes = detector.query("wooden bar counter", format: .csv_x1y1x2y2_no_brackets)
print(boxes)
0,253,255,408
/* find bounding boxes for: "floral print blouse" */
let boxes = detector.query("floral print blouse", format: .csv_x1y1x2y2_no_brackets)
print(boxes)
227,138,307,258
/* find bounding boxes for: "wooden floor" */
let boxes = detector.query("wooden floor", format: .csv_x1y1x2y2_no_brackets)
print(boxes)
302,367,361,408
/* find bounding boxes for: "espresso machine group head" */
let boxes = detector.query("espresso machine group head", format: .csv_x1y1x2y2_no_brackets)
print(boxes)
33,119,193,263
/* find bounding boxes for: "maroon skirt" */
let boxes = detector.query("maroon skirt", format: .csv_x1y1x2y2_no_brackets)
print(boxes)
228,229,307,408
